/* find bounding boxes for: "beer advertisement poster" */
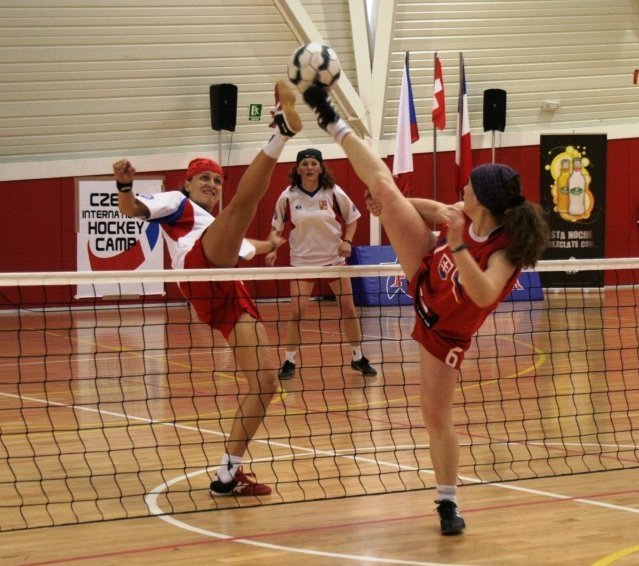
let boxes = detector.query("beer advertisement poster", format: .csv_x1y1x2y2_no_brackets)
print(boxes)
539,134,607,287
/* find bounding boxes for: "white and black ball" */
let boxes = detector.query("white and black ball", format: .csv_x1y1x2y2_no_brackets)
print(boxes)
287,43,341,93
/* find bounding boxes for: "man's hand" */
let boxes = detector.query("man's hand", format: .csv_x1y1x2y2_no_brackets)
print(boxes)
112,159,136,184
365,190,382,216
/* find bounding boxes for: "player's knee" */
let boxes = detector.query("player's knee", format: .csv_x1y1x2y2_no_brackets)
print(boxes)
371,174,396,201
258,371,279,395
422,406,451,434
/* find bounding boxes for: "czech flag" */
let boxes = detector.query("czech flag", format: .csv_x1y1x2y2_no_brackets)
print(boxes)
393,51,419,194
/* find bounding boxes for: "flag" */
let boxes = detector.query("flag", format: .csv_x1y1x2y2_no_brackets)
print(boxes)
455,54,472,197
432,54,446,130
393,51,419,194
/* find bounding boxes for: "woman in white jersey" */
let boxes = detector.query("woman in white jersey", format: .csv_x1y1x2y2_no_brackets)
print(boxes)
113,81,300,497
267,148,377,380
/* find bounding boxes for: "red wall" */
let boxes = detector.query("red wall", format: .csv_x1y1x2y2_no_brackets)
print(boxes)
2,139,638,299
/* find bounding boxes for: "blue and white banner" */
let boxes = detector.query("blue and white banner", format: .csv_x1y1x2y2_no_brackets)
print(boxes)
350,246,413,307
76,178,165,298
504,271,543,302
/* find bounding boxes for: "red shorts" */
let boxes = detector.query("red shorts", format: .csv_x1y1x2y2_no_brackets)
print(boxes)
296,261,342,284
411,322,469,370
179,238,261,341
408,270,470,370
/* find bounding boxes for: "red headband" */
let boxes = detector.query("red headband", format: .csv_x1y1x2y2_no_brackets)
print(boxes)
186,157,224,179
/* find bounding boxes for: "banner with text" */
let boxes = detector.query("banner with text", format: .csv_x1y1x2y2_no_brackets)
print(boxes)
540,134,607,287
76,178,165,298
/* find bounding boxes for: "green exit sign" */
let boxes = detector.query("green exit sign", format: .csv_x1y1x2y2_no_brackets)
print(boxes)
248,104,263,121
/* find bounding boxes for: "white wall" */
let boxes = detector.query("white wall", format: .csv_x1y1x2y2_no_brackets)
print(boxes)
1,0,638,181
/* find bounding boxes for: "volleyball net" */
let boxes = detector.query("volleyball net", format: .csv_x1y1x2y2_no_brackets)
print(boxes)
1,259,638,531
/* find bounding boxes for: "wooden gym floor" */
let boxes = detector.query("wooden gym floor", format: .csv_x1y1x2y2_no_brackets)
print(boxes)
1,296,638,565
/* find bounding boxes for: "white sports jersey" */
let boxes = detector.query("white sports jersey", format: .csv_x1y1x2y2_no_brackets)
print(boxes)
271,184,361,267
137,191,255,269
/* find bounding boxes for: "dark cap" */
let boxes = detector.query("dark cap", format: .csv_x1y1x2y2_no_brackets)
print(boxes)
296,148,323,164
470,163,523,214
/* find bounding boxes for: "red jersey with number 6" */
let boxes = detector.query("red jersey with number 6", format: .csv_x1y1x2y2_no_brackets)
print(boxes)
408,215,521,367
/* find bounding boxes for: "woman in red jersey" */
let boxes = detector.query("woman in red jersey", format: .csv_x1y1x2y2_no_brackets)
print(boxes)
301,84,549,535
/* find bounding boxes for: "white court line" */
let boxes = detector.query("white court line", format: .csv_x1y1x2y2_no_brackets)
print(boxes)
145,462,474,566
4,389,639,565
2,389,471,565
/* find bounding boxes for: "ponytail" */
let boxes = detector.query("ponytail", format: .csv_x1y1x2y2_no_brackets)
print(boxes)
501,202,550,268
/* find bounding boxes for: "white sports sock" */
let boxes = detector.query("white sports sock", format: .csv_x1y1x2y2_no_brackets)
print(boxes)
436,484,457,504
285,350,296,364
326,118,352,145
351,346,363,361
262,131,287,159
218,454,243,483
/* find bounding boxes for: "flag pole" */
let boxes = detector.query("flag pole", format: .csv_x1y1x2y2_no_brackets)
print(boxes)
457,51,462,200
433,51,438,204
459,51,464,200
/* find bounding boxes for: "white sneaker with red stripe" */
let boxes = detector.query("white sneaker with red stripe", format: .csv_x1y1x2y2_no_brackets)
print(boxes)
269,80,302,137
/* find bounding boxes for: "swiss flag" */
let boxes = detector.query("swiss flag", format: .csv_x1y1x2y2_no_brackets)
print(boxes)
432,54,446,130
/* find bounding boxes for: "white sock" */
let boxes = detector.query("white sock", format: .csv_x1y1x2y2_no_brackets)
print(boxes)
351,347,362,361
285,350,296,364
218,454,243,483
326,118,352,145
262,131,287,159
436,484,457,504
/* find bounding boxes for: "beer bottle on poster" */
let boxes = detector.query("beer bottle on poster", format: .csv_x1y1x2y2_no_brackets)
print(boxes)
556,158,570,213
568,157,586,216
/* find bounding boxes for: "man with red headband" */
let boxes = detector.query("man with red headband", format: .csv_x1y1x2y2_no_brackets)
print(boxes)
113,80,301,496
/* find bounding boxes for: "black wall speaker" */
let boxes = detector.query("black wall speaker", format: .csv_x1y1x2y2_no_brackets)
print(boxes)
483,89,507,132
209,83,238,132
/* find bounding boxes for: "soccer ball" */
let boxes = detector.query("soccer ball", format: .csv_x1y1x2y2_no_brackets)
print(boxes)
287,43,341,93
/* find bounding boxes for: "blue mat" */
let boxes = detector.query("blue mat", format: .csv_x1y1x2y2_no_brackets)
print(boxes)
350,245,543,306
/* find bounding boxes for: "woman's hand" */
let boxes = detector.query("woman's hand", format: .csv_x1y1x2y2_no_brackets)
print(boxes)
440,205,465,249
265,233,285,266
338,240,352,258
264,250,277,266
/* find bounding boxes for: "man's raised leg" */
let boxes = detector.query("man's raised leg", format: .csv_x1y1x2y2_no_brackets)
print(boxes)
203,81,302,267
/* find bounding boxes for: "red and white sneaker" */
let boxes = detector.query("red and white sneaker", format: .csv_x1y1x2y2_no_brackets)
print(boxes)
210,466,272,497
269,80,302,137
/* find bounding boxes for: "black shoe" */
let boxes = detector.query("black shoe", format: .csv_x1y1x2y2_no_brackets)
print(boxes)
436,499,466,536
279,360,296,380
351,356,377,377
303,85,341,130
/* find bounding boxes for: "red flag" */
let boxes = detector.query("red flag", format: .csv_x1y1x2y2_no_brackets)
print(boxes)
432,55,446,130
455,55,472,197
393,52,419,194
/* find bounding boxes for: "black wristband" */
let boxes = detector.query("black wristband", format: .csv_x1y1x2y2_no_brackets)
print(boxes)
116,180,133,193
450,243,468,254
343,239,352,245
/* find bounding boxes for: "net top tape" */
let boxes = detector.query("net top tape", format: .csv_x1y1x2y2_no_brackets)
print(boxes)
1,258,638,287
